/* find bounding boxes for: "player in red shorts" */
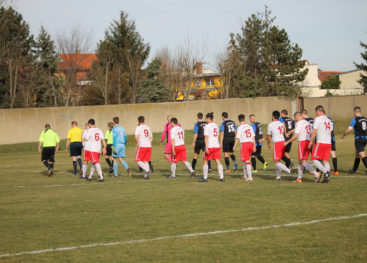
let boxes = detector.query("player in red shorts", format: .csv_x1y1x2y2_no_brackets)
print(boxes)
135,116,153,180
266,111,291,181
284,112,319,183
168,117,195,179
233,114,256,182
198,112,224,182
309,105,333,183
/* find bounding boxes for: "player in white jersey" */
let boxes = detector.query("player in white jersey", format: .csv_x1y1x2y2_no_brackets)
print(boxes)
82,119,106,182
168,117,195,179
309,105,333,183
266,110,291,180
284,112,319,183
135,116,153,180
233,114,256,182
198,112,224,182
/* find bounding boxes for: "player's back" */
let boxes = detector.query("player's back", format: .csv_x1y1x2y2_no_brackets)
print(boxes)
221,120,236,138
171,126,185,146
136,124,152,148
252,122,263,141
237,123,255,143
196,121,207,141
352,116,367,137
268,121,285,143
113,125,126,145
314,115,333,144
205,122,220,148
295,119,311,141
82,128,90,151
88,127,104,153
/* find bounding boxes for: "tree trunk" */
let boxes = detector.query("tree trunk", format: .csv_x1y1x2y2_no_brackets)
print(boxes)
118,66,121,104
104,65,109,105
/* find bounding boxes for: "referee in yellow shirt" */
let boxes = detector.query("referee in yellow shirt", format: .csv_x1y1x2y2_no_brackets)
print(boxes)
104,122,114,173
66,121,84,176
38,124,60,176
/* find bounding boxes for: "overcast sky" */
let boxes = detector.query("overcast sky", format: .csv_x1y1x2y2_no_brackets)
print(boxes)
9,0,367,71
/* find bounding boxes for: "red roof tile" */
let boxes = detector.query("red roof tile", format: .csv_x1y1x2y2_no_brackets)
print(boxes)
58,53,97,71
318,71,343,82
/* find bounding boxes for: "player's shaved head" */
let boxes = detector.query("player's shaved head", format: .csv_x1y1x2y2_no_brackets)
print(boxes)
197,112,203,119
138,116,145,123
354,106,361,113
113,117,119,124
315,105,325,113
238,114,245,122
272,110,280,120
294,112,302,121
88,119,95,125
45,124,51,129
171,117,178,124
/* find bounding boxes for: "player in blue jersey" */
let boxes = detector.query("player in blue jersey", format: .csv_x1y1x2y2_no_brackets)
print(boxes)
112,117,132,177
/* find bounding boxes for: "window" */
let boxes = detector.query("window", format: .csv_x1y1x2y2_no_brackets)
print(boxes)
205,78,214,87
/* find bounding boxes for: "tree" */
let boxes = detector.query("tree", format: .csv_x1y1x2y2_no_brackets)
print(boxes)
34,26,62,107
105,11,150,104
354,41,367,93
321,75,340,90
138,57,170,103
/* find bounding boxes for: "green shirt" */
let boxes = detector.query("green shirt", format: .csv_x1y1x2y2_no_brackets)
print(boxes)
39,129,60,147
105,129,113,145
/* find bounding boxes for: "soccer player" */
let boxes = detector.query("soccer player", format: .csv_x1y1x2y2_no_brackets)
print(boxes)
301,109,314,128
233,114,256,182
169,117,195,179
38,124,60,176
104,122,114,173
220,112,238,173
191,112,211,172
82,119,106,182
160,115,175,164
249,114,268,173
308,105,333,183
266,111,292,180
65,121,83,176
279,110,295,168
135,116,153,180
284,112,319,183
198,112,225,182
328,116,338,175
341,106,367,174
112,117,131,177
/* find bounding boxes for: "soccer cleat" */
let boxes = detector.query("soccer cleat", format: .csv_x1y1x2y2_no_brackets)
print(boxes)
109,168,114,173
208,168,212,173
167,175,176,179
296,178,302,183
80,169,83,176
225,170,231,173
198,178,208,182
322,172,330,183
333,171,339,176
73,173,77,177
48,167,53,177
316,172,322,183
233,162,238,171
253,170,258,174
289,162,294,169
348,170,356,174
144,171,151,180
98,179,104,183
87,178,92,181
190,171,196,178
219,178,225,182
242,176,247,181
139,167,143,172
149,163,154,173
80,176,86,179
276,177,281,181
127,169,132,177
245,178,253,182
263,162,268,171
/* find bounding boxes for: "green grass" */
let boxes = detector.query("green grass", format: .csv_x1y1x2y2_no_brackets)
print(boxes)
0,129,366,262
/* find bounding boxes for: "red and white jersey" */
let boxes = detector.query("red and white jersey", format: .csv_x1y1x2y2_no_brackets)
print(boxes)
294,119,312,141
236,123,255,143
171,126,185,146
313,115,333,144
135,124,152,147
85,127,104,153
82,128,90,151
204,122,220,148
267,120,285,143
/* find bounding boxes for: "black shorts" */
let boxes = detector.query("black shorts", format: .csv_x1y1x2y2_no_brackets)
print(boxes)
284,142,292,153
223,137,235,153
70,142,83,157
42,147,55,162
106,144,113,156
194,140,205,154
355,138,366,153
252,145,262,156
331,140,336,151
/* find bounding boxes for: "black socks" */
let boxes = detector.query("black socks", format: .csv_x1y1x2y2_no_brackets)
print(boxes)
332,157,338,172
251,157,257,170
352,158,360,171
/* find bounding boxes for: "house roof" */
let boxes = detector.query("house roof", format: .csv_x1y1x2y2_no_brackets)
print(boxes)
58,53,97,71
318,71,343,82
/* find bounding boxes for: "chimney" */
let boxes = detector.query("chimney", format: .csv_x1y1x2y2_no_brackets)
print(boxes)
196,62,203,75
76,49,81,54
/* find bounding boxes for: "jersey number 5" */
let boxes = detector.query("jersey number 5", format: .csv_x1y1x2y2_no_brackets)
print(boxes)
213,128,218,137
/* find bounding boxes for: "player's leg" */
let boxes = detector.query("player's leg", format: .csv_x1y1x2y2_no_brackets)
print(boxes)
113,158,119,177
47,148,56,176
88,164,95,180
242,161,248,179
349,151,360,174
245,160,252,181
201,159,209,181
331,141,338,175
256,146,267,170
169,162,177,179
192,152,199,170
230,152,238,171
224,152,230,172
95,163,104,181
41,148,49,169
251,154,257,173
215,159,224,181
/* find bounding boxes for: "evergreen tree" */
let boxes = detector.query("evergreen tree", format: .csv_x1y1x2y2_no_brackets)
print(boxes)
321,75,340,90
354,41,367,93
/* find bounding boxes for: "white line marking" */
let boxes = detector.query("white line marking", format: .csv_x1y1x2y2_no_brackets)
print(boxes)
0,213,365,259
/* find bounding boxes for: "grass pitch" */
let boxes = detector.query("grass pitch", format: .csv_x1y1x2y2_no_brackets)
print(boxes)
0,128,366,262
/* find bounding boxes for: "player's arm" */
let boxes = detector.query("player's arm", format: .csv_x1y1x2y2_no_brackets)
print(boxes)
284,133,298,145
233,138,239,152
192,123,198,148
65,138,71,152
266,134,272,149
252,136,256,152
171,138,175,155
38,141,43,153
286,129,295,137
160,124,167,146
220,123,224,147
205,135,209,153
341,127,353,139
309,129,317,149
55,134,60,152
102,137,107,155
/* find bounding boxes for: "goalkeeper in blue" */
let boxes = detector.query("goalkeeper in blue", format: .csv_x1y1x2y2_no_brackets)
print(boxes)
112,117,132,177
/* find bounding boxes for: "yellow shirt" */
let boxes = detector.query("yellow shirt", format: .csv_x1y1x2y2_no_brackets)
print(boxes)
39,129,60,147
67,127,83,143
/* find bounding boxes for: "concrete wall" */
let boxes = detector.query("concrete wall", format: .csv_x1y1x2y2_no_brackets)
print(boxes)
339,70,365,91
1,95,366,145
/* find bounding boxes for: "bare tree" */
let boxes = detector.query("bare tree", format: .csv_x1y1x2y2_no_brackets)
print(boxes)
216,44,238,99
155,47,177,100
56,24,92,106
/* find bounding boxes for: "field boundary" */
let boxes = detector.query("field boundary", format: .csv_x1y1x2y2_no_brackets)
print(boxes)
0,213,366,259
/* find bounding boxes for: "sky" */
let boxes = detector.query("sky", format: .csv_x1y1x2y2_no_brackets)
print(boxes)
8,0,367,71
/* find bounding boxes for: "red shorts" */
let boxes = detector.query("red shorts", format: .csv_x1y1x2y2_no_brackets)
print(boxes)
273,141,285,161
84,150,100,164
298,140,310,160
204,147,221,160
136,147,152,162
312,143,331,161
173,145,187,163
241,142,253,162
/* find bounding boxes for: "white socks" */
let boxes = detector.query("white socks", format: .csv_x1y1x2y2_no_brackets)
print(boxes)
246,164,252,180
313,160,327,174
95,163,103,180
298,164,303,179
138,161,149,172
184,161,194,173
304,162,319,178
275,162,291,174
171,163,176,177
218,164,224,179
243,162,247,178
203,164,208,180
88,164,95,179
82,164,88,178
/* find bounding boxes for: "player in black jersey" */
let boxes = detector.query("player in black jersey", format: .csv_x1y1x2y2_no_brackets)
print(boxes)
191,112,211,172
249,114,268,172
341,106,367,174
301,109,314,129
279,110,295,168
220,112,238,172
328,116,339,175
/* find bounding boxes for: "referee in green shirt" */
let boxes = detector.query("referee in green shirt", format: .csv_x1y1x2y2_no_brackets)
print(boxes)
38,124,60,176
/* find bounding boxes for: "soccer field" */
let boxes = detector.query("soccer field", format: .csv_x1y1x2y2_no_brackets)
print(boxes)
0,129,366,262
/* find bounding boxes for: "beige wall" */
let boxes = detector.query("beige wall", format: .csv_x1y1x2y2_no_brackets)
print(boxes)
1,95,366,145
339,70,365,92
